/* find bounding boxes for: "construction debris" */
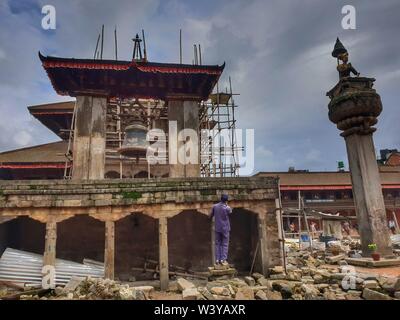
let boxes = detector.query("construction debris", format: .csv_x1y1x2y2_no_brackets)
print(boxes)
16,277,149,300
1,239,399,300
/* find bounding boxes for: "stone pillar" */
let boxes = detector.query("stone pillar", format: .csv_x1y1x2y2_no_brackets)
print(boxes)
72,96,107,180
104,220,115,280
327,77,392,256
158,217,169,290
257,208,282,275
168,99,200,177
43,220,57,267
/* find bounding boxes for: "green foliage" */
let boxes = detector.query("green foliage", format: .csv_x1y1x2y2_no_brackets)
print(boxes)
368,243,377,251
121,191,142,200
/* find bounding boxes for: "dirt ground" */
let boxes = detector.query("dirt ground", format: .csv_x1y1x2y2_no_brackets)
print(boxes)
354,266,400,277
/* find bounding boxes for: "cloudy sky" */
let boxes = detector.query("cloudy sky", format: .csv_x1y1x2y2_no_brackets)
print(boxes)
0,0,399,174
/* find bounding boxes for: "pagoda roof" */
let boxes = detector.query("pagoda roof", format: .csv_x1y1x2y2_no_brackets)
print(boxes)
0,141,68,168
28,101,75,140
254,170,400,190
39,52,224,100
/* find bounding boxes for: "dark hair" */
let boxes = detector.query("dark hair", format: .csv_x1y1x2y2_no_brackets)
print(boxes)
221,194,229,202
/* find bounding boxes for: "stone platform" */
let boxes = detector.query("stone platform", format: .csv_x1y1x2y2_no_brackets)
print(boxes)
208,266,237,279
346,257,400,268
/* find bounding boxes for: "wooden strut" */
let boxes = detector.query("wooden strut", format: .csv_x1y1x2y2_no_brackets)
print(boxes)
158,217,169,291
275,180,288,273
43,220,57,267
104,221,115,280
249,241,259,276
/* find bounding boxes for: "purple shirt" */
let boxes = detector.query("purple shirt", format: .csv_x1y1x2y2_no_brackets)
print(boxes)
210,202,232,233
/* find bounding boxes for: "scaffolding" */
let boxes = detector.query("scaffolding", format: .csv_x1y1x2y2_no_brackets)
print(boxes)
63,83,241,179
199,77,242,177
104,97,167,179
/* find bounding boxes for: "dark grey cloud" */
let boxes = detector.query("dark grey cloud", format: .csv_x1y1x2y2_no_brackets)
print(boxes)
0,0,399,174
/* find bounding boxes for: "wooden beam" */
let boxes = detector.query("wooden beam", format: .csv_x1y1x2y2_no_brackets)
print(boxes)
43,220,57,267
257,212,268,276
158,217,169,290
104,220,115,280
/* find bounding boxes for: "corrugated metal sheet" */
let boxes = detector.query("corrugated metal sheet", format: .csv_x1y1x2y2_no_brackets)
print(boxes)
0,248,104,286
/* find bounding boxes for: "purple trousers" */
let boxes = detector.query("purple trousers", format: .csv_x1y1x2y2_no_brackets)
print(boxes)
215,231,230,262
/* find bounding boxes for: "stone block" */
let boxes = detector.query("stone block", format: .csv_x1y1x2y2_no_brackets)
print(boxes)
362,288,393,300
325,254,346,264
244,276,255,286
255,290,267,300
177,278,195,292
380,277,400,293
363,280,379,289
182,288,201,300
235,287,254,300
210,286,230,296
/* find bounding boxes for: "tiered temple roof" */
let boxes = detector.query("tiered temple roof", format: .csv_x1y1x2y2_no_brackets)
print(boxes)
39,52,224,100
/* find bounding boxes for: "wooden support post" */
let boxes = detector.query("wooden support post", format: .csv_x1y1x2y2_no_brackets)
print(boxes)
43,220,57,267
104,220,115,280
159,217,169,291
392,210,399,233
257,212,268,276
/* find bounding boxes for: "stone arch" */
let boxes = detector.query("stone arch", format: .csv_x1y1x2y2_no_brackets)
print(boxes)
115,212,158,281
105,170,123,179
229,207,261,273
57,215,105,264
134,171,154,178
0,215,45,256
168,209,212,271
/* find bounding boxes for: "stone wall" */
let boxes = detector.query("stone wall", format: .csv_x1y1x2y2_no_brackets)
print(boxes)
0,177,278,219
0,177,282,277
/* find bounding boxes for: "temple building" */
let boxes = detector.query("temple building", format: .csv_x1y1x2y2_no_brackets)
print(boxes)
0,35,282,289
256,153,400,234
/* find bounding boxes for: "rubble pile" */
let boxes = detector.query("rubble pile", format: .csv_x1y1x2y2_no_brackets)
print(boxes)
175,240,400,301
4,239,400,300
19,277,150,300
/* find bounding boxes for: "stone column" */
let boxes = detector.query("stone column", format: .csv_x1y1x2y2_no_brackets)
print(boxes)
72,96,107,180
168,99,200,177
158,217,169,290
43,220,57,267
104,220,115,280
327,77,392,256
257,208,282,275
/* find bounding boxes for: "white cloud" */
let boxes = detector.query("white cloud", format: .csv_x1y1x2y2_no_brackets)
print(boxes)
255,146,273,158
0,0,398,174
14,130,32,147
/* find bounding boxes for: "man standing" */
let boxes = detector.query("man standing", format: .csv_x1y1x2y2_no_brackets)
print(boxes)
210,194,232,267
